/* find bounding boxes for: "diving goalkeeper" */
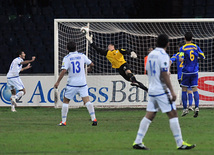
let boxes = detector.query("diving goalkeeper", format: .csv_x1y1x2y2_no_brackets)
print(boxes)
86,34,148,92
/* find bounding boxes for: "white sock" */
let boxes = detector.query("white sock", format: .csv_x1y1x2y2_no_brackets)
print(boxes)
169,117,183,147
85,102,96,121
61,103,69,123
15,91,24,100
11,104,15,109
134,117,151,144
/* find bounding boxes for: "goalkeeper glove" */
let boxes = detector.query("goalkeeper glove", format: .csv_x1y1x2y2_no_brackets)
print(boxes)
131,51,137,58
86,33,93,44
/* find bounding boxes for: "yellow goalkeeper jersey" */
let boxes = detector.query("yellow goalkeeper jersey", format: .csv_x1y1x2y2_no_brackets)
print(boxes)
106,49,126,68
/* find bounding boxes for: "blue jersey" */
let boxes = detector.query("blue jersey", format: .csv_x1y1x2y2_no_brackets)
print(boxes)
179,43,205,74
170,52,183,80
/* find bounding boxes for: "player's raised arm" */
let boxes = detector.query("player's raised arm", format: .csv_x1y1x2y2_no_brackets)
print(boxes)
86,34,107,56
20,56,36,65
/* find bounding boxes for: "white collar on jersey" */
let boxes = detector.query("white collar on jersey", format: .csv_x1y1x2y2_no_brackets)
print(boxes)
69,51,78,54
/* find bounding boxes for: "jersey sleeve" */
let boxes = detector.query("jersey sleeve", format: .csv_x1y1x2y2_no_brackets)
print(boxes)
197,45,205,59
179,47,184,58
160,55,170,72
83,54,92,65
61,57,69,70
119,49,131,55
170,53,178,63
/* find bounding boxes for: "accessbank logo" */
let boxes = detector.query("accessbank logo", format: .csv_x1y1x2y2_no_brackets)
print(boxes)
0,83,12,104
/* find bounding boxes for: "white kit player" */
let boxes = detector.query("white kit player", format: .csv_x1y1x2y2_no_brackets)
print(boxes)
132,34,195,150
54,41,97,126
7,50,36,112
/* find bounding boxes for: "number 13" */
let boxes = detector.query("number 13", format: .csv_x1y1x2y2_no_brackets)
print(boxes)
71,61,81,73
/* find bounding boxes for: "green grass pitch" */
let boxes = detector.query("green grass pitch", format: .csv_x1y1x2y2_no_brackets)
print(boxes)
0,107,213,155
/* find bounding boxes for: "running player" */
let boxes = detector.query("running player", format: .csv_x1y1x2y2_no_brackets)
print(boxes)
179,32,205,117
54,41,97,126
133,34,195,150
7,50,36,112
169,42,194,114
86,34,148,92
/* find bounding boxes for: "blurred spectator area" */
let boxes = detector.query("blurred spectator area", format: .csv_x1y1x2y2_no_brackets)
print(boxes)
0,0,213,73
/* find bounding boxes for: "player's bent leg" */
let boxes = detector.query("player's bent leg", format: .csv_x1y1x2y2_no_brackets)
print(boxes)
125,70,148,92
58,97,70,126
15,88,25,101
82,96,97,126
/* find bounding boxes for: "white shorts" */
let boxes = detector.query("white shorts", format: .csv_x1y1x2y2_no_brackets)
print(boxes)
146,93,176,113
64,85,88,100
7,76,25,90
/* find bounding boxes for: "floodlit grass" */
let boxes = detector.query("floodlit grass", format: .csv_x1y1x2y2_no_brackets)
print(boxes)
0,107,213,154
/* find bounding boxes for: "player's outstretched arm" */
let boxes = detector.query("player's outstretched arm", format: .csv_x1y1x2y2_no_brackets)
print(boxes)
54,69,67,88
86,34,107,56
161,71,177,101
21,56,36,65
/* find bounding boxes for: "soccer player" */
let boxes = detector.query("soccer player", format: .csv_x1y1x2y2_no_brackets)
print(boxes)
86,34,148,92
7,50,36,112
54,41,97,126
179,32,205,117
133,34,195,150
169,42,194,114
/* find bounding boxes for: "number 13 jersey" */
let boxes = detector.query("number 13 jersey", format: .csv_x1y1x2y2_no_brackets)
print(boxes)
61,51,92,86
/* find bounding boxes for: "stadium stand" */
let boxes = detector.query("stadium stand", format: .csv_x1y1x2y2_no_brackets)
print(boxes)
0,0,213,74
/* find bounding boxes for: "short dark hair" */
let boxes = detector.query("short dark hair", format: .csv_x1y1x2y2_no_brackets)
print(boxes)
156,34,169,48
108,43,114,46
16,50,23,57
178,41,185,48
185,32,192,41
67,41,76,52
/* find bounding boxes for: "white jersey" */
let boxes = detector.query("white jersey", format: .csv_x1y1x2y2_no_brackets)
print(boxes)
7,57,23,78
146,48,170,95
61,51,91,86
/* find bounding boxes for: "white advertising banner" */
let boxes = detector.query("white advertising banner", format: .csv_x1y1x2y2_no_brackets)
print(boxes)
0,73,213,107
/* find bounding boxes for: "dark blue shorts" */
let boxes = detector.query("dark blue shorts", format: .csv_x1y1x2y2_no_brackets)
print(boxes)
181,73,198,87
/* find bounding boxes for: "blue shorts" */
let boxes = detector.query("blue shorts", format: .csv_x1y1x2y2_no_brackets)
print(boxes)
181,73,198,88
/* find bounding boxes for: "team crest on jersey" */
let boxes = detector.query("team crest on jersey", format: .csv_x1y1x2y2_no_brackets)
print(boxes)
123,66,126,70
62,62,64,66
164,62,167,66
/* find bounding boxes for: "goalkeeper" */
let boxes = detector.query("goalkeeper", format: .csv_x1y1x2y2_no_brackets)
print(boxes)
86,34,148,92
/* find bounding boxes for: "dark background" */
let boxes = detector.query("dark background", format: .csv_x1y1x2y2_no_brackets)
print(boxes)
0,0,213,74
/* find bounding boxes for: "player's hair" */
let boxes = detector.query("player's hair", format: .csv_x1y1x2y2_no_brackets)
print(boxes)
185,32,193,41
108,43,114,46
16,50,23,57
156,34,169,48
178,41,185,48
67,41,76,52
